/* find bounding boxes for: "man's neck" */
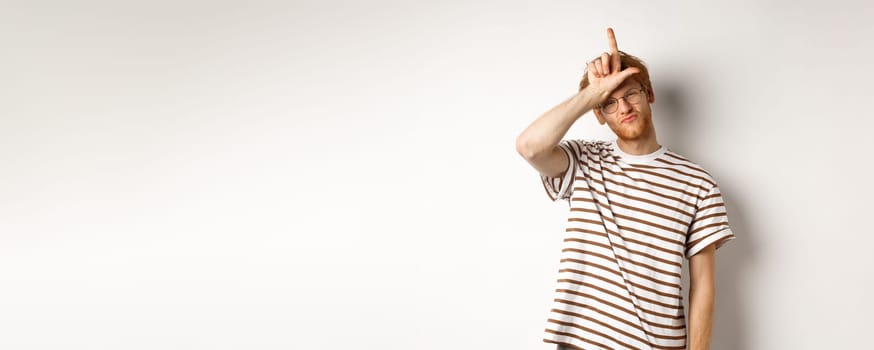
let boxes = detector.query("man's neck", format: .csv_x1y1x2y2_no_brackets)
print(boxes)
616,133,660,155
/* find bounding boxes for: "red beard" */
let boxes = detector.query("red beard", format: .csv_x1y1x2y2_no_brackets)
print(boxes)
610,113,653,141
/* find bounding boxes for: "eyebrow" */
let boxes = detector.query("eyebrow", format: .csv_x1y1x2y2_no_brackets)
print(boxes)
607,87,643,100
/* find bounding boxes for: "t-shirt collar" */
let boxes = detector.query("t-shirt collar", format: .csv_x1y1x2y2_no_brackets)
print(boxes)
610,139,666,165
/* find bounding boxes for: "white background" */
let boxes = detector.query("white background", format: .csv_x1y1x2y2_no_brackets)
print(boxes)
2,1,873,349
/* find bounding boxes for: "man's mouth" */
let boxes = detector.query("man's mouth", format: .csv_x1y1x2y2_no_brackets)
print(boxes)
621,114,637,123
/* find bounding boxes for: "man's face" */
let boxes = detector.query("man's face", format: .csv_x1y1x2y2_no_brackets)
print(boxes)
594,79,656,141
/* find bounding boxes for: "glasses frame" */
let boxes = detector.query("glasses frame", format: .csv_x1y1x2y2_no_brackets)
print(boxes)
598,85,648,115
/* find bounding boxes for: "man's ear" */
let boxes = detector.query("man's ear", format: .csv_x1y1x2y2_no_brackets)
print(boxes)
593,109,606,125
647,85,656,104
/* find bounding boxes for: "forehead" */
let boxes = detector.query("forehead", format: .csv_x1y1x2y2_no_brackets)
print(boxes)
609,79,644,97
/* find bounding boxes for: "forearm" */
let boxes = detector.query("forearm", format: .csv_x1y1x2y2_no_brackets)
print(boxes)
516,89,599,158
687,283,715,350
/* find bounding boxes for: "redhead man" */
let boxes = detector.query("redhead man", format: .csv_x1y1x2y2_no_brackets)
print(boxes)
515,28,735,350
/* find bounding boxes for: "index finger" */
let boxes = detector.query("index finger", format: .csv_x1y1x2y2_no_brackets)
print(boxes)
607,27,620,72
607,27,619,54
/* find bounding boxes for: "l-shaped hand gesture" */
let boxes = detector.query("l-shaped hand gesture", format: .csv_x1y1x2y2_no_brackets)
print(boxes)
586,28,641,102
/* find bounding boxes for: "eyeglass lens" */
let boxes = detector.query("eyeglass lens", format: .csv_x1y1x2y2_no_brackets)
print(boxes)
601,88,644,114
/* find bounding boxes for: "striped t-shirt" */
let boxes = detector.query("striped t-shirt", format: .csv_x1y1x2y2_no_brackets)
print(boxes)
538,139,735,350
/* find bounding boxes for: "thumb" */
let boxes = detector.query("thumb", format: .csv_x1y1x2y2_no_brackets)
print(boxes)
617,67,641,80
604,67,641,91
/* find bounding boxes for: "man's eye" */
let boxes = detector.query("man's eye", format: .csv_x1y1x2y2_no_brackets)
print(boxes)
603,100,617,107
626,91,640,98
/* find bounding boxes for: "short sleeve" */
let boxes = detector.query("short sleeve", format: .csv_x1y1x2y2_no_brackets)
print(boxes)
539,139,581,202
685,185,736,258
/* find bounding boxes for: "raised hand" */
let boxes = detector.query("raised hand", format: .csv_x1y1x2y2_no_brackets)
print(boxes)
586,28,640,102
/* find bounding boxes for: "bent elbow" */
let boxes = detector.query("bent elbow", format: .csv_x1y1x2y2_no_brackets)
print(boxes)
516,135,544,160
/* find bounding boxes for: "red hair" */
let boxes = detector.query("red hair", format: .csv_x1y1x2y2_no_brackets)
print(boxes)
578,50,652,95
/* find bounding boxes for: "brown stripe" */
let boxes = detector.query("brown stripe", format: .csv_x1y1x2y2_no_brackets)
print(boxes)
607,261,682,292
562,237,683,279
556,291,684,324
608,200,689,226
589,180,694,218
687,229,733,249
547,317,640,349
568,140,583,161
583,153,609,166
560,256,682,293
558,261,682,301
623,167,708,193
571,197,596,203
551,303,686,336
573,231,683,268
690,221,727,235
702,191,721,201
557,275,681,311
550,301,687,341
570,207,600,215
541,174,558,201
698,202,724,212
664,151,691,163
608,221,684,246
562,246,681,288
544,327,614,350
562,241,682,279
644,159,716,186
552,293,686,332
558,259,626,289
613,213,685,237
598,177,695,215
570,197,613,224
592,167,699,206
587,151,623,164
600,167,702,200
569,218,605,226
549,303,652,345
656,155,713,179
584,186,690,244
566,227,607,235
695,212,727,223
565,229,683,259
554,285,682,321
618,235,684,259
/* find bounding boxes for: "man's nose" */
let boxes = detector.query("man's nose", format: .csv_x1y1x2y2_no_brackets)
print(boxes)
618,97,633,114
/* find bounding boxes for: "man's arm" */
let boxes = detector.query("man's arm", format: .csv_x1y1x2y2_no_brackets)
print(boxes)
515,27,640,177
515,90,598,177
688,244,716,350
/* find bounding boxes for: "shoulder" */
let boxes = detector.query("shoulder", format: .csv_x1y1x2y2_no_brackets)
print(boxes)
661,149,719,189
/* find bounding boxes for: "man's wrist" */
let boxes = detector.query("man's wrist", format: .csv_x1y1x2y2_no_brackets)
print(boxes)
571,88,601,117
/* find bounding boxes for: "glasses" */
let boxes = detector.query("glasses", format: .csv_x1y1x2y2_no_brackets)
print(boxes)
598,87,646,114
